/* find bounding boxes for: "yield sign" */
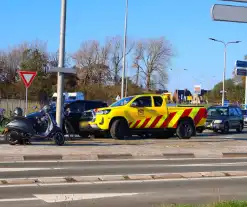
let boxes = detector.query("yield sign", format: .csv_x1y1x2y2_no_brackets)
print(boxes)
18,71,37,88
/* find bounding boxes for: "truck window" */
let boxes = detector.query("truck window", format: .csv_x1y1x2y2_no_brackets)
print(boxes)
153,96,163,107
133,96,152,107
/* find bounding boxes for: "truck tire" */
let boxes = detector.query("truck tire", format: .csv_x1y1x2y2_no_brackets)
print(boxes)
176,119,195,139
110,119,128,140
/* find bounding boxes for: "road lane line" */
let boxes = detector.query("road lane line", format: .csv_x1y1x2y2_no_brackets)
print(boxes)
0,198,39,202
0,168,62,172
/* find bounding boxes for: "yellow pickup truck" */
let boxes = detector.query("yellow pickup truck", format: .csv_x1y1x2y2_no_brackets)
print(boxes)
80,94,207,139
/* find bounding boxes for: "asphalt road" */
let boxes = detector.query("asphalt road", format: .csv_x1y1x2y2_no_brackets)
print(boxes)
0,158,247,206
1,158,247,179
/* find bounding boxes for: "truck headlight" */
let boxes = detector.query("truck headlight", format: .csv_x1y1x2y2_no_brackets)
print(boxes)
96,109,111,115
214,120,222,124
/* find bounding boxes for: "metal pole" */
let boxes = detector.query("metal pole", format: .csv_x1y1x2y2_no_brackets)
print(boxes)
121,0,128,99
222,44,227,106
56,0,66,128
125,60,128,97
245,74,247,109
25,87,28,116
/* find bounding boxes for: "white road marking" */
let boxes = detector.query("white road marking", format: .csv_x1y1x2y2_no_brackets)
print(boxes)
0,168,62,172
52,162,247,168
0,176,247,188
34,193,138,203
0,198,39,202
2,157,247,164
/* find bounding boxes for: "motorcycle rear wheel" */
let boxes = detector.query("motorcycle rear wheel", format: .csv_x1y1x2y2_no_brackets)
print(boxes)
53,132,65,146
5,131,20,145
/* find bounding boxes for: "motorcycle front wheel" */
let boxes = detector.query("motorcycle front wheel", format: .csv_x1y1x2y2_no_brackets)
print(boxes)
53,132,65,146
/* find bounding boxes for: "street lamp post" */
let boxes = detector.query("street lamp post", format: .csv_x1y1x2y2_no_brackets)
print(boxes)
209,38,241,106
121,0,128,99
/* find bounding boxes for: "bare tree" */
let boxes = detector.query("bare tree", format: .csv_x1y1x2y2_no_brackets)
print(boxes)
108,36,134,84
72,40,112,86
133,37,173,90
0,44,28,83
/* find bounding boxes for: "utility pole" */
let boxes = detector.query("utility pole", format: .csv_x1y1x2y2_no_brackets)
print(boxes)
209,38,241,106
56,0,67,128
121,0,128,99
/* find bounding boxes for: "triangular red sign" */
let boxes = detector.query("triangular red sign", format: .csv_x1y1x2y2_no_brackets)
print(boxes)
18,71,37,88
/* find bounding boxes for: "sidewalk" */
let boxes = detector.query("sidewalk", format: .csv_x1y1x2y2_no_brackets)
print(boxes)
1,138,247,161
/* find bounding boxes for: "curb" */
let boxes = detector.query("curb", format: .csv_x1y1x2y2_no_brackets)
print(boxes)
1,152,247,161
1,171,247,186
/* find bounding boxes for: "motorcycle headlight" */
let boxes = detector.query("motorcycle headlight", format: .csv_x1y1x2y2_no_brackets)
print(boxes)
214,120,222,124
96,109,111,115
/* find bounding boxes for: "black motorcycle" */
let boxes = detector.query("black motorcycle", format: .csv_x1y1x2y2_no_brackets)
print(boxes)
4,106,65,146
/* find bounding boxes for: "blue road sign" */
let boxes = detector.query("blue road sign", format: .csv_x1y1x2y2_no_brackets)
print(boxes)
236,60,247,68
236,68,247,76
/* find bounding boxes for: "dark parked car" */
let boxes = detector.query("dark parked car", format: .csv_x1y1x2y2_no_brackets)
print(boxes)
26,100,107,137
205,105,244,133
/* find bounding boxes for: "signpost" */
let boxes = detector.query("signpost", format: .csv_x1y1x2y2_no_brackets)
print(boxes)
220,0,247,2
236,60,247,68
235,60,247,108
48,67,76,74
236,68,247,76
194,85,201,95
212,4,247,23
18,71,37,116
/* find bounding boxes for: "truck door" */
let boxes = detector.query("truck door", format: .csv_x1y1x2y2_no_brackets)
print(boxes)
128,96,154,129
151,96,169,128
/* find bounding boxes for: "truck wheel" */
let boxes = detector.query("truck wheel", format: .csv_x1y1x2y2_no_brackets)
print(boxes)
110,119,128,140
176,120,195,139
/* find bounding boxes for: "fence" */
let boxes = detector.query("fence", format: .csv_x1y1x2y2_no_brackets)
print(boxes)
0,99,40,116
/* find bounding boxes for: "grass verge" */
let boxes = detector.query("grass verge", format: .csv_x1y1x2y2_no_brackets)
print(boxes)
160,201,247,207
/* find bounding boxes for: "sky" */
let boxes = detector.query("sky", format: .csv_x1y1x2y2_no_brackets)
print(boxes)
1,0,247,93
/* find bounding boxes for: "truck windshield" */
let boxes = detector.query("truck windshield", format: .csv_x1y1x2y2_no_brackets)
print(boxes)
110,96,134,107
